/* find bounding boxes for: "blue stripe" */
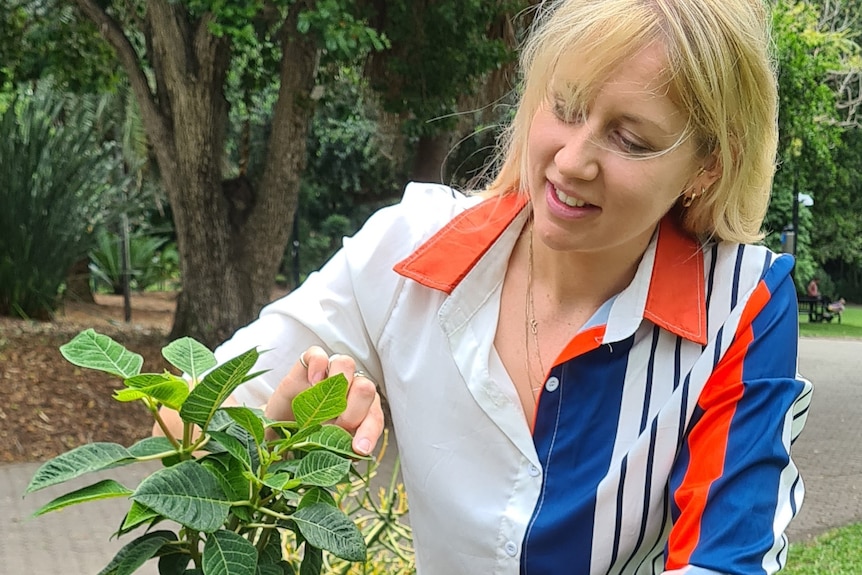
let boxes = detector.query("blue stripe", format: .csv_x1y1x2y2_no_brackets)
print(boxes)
522,338,634,574
705,244,719,312
673,336,682,391
731,244,745,308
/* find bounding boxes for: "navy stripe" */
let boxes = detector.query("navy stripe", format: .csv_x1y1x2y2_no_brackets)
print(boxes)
641,326,661,433
616,418,660,574
609,455,629,567
704,243,719,312
731,244,745,309
673,336,682,391
760,250,772,281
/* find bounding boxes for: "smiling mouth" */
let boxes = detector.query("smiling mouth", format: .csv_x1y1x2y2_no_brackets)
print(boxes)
552,184,592,208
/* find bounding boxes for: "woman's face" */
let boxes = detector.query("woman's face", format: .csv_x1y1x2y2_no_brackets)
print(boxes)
526,43,710,260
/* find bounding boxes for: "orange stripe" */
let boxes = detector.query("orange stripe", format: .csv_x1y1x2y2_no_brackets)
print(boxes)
667,327,750,567
666,280,771,567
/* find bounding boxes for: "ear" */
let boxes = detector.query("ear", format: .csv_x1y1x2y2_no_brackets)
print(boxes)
693,153,722,191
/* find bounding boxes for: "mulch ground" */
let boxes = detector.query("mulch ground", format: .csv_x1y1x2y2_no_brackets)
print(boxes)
0,294,175,463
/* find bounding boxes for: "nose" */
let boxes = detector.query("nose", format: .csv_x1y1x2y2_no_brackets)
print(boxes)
554,123,600,181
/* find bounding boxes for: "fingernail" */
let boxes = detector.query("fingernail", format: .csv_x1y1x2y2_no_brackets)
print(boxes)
356,438,372,455
311,371,326,383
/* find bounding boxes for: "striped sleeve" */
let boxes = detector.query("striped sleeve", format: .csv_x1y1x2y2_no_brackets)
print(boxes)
665,255,813,575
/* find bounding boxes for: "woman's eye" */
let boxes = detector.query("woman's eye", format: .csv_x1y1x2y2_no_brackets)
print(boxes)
611,131,652,155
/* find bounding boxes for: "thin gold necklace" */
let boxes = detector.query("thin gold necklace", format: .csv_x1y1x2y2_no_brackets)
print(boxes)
525,221,546,396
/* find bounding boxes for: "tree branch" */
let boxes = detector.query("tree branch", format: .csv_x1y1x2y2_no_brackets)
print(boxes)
72,0,169,143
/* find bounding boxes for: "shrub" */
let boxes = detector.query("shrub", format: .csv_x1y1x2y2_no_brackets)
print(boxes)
0,85,123,318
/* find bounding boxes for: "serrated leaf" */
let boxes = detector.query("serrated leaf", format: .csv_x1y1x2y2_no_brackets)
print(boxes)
292,503,366,561
162,337,217,381
26,443,133,493
96,530,177,575
132,461,230,533
202,530,258,575
60,329,143,378
179,348,260,429
117,373,189,409
297,425,358,458
298,488,336,510
291,374,348,428
294,451,350,488
222,406,265,445
32,479,132,517
119,500,160,534
208,430,252,470
127,436,176,459
299,543,322,575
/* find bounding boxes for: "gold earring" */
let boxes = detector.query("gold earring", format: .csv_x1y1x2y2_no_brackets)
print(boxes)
682,186,706,208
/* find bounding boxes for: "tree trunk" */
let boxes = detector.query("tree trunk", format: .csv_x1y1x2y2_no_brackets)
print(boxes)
410,133,453,183
64,258,95,303
74,0,320,348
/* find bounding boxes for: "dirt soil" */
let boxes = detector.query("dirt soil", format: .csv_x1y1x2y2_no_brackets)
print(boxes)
0,293,177,463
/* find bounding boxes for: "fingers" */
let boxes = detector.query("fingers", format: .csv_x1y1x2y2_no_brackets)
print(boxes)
336,372,384,455
265,347,384,455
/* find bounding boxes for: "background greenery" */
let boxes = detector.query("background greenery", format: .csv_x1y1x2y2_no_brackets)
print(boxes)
1,0,861,332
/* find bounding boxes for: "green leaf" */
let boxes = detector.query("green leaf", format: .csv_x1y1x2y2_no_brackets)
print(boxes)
291,374,348,428
157,552,191,575
127,436,176,459
132,460,230,533
179,348,260,429
208,430,252,470
294,451,350,488
96,530,177,575
299,544,322,575
262,473,301,493
298,487,336,510
32,479,132,516
26,443,133,493
201,456,251,502
258,532,285,565
202,531,258,575
60,329,143,378
162,337,217,381
116,373,189,409
292,503,366,561
119,500,160,534
223,406,265,445
297,425,359,458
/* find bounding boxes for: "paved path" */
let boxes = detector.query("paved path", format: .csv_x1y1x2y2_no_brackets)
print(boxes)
2,338,860,572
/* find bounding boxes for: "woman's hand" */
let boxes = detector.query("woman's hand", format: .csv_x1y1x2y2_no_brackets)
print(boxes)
264,346,385,455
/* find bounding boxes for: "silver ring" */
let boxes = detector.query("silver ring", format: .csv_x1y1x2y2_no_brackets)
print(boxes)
299,353,309,369
353,370,374,384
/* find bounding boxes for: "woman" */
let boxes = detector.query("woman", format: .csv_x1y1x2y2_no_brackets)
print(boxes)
209,1,812,573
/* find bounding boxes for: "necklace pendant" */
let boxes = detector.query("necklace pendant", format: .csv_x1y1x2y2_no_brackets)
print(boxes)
530,318,538,335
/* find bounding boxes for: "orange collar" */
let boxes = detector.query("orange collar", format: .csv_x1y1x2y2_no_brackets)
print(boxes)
394,193,707,345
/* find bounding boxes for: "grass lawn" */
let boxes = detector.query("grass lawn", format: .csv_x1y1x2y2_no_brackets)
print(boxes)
785,523,862,574
798,304,862,339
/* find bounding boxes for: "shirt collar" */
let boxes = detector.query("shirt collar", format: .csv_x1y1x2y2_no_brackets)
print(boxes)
393,193,707,345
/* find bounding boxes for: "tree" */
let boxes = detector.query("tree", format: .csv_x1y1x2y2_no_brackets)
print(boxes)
69,0,384,347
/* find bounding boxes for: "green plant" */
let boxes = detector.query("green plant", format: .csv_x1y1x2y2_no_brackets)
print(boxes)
89,227,172,294
0,85,124,319
25,329,370,574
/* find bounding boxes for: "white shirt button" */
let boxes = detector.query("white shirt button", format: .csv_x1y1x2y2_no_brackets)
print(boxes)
504,541,518,557
545,376,560,392
528,464,541,477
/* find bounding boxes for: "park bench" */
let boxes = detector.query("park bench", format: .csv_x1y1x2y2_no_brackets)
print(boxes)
797,295,842,323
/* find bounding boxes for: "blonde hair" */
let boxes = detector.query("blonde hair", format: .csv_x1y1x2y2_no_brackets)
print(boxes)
485,0,778,243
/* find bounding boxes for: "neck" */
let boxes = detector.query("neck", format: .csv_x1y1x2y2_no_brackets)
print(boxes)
526,222,654,313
